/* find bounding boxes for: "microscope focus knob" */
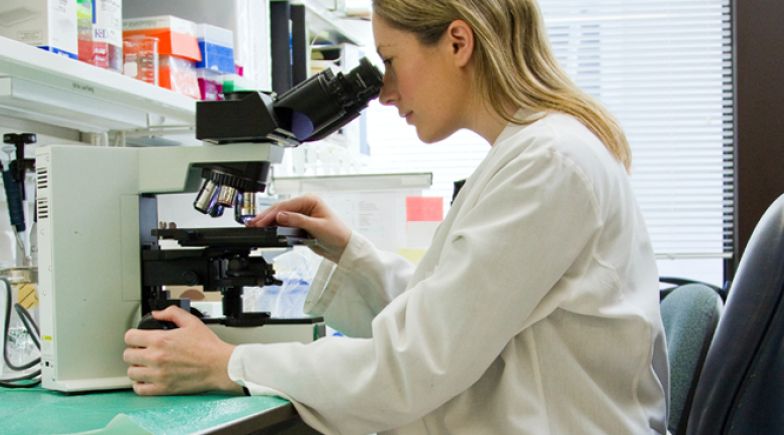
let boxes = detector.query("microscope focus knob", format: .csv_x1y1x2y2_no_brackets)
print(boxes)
138,313,177,330
181,271,200,286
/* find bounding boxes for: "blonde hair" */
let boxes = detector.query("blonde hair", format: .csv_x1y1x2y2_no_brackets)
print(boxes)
373,0,632,171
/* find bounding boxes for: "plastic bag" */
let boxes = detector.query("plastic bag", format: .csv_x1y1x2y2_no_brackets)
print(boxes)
254,247,320,318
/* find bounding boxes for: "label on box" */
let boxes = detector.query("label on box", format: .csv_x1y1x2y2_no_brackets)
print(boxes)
18,283,38,310
93,0,121,46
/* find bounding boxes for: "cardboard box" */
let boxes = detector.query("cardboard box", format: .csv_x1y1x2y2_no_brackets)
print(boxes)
0,0,78,59
123,15,201,62
195,23,234,73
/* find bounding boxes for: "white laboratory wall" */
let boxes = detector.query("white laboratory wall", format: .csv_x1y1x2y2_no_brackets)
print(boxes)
362,100,488,210
356,3,732,287
361,100,726,287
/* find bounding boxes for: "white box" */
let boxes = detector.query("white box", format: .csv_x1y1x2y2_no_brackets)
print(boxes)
122,15,198,38
0,0,78,59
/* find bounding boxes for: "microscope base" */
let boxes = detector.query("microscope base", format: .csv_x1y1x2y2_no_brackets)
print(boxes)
209,318,325,345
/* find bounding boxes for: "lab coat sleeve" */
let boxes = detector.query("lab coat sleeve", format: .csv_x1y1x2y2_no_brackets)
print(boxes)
302,231,417,338
228,146,604,434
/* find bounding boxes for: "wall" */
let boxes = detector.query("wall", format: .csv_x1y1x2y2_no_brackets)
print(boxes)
733,0,784,272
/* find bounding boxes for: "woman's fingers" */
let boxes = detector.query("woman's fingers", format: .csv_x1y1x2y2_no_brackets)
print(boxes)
244,195,351,262
132,381,166,396
127,364,157,384
247,196,320,228
152,306,200,327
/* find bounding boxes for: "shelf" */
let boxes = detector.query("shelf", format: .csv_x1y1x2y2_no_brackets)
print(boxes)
0,36,195,133
300,2,371,46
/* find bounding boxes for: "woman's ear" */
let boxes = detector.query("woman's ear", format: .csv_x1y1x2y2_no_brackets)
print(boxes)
444,20,474,67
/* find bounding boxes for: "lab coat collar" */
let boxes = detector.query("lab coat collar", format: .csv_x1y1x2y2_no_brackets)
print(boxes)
493,108,545,147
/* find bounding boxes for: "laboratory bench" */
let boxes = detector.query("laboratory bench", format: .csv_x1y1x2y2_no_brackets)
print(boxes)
0,385,320,434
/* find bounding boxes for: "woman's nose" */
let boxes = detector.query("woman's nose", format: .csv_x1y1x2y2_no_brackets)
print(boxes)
378,77,397,106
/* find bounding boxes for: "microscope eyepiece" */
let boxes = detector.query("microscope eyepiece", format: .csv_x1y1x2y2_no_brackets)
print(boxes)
193,57,383,222
274,57,383,142
196,56,382,146
342,57,385,108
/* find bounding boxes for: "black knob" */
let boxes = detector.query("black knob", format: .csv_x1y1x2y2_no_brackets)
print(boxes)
181,271,200,286
3,133,37,145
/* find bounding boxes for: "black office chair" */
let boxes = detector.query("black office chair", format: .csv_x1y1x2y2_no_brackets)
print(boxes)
685,193,784,435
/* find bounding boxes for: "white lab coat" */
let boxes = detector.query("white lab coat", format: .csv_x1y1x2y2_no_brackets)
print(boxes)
228,113,669,435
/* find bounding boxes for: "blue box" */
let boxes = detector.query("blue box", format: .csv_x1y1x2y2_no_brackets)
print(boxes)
195,40,234,73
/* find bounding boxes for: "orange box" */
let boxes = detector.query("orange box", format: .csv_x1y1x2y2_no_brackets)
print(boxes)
123,16,201,62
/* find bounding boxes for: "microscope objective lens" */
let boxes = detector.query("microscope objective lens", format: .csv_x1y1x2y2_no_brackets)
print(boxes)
234,191,257,224
194,179,219,213
241,192,256,215
217,185,237,207
209,204,224,217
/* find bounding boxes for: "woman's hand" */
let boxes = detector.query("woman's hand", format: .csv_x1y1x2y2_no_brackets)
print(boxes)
246,194,351,263
123,306,243,396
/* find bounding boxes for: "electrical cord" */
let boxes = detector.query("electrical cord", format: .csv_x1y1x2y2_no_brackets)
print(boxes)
0,277,41,388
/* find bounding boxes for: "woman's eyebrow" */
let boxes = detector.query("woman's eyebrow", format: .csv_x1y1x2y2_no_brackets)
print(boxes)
376,44,393,56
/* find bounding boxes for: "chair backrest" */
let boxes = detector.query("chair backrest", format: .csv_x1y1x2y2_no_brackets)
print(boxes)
686,193,784,435
660,284,723,435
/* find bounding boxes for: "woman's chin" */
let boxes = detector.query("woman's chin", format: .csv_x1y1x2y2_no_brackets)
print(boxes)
416,126,451,144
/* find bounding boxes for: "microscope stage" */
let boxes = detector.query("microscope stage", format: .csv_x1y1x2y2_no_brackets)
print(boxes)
153,226,310,248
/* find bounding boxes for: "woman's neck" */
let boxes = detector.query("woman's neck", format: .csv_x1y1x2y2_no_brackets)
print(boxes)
464,99,518,145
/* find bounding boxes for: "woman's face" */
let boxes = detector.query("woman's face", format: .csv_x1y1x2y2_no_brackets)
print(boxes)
372,15,469,143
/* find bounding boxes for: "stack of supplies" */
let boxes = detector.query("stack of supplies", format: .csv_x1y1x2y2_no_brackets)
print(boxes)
77,0,123,72
195,24,235,101
123,15,201,99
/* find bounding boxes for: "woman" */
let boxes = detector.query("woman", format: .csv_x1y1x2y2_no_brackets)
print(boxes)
124,0,669,433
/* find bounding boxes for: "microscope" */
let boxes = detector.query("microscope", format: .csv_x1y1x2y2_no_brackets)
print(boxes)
35,58,382,392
